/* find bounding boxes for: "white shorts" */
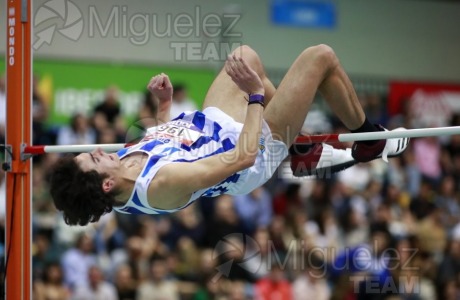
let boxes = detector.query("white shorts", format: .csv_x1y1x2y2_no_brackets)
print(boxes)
202,107,289,195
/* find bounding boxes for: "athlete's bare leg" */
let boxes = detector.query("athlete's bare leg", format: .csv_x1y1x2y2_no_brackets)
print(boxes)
202,45,276,123
264,44,365,147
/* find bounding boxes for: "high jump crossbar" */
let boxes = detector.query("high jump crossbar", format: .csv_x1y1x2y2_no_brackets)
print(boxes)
296,126,460,144
20,126,460,157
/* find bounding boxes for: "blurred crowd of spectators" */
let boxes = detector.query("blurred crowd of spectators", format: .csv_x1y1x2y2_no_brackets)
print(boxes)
1,81,460,300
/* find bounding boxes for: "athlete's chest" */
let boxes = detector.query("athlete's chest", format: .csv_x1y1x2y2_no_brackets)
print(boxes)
142,120,204,146
121,152,149,170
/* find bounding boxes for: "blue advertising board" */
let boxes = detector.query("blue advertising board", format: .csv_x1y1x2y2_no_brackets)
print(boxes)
271,0,336,29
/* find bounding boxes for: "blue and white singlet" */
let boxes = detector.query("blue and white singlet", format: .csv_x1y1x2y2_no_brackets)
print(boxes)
113,107,288,215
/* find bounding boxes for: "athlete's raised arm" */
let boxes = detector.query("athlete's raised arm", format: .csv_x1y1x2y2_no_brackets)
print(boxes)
148,55,266,210
147,73,173,124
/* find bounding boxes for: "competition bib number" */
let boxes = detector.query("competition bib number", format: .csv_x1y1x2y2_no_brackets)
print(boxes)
142,120,203,146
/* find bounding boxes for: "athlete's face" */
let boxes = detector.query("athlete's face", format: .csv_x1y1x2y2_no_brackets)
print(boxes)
75,148,120,175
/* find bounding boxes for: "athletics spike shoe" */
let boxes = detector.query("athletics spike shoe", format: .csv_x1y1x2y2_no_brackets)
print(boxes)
290,143,357,177
351,126,410,163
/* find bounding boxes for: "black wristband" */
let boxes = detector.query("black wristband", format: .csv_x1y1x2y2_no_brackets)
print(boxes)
248,94,265,107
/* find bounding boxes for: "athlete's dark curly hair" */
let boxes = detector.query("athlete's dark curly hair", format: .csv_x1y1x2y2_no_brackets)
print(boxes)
50,155,117,226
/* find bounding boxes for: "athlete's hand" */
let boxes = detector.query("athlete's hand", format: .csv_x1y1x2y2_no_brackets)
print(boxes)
147,73,173,102
225,55,265,95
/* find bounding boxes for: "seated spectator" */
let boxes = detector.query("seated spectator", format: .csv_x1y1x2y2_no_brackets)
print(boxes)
415,206,447,259
56,113,96,146
441,121,460,177
268,216,291,255
73,265,118,300
93,85,125,142
330,222,394,297
61,233,97,290
112,235,153,283
438,239,460,289
165,204,205,249
409,180,436,221
33,262,70,300
204,195,244,248
139,90,159,125
413,137,442,185
435,176,460,231
196,248,218,283
272,183,302,217
440,280,460,300
233,186,273,235
114,264,137,300
136,256,180,300
214,235,255,283
362,179,384,214
361,93,388,127
96,126,119,145
32,230,61,281
126,91,160,143
401,145,422,198
192,275,227,300
337,202,369,249
254,263,292,300
385,183,418,237
92,212,125,257
228,280,252,300
242,228,272,280
173,236,201,281
169,84,197,119
292,256,330,300
32,164,55,231
136,217,169,258
337,163,372,194
304,208,340,254
300,108,332,135
94,85,121,126
305,179,332,219
392,234,437,300
32,74,50,146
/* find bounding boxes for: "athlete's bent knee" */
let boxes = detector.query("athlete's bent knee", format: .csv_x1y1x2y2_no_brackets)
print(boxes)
232,45,264,75
300,44,338,69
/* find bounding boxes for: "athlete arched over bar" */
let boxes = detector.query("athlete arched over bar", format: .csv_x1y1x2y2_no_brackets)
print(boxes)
50,45,409,225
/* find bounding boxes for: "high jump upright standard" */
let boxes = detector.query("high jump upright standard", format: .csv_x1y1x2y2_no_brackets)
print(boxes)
5,0,32,298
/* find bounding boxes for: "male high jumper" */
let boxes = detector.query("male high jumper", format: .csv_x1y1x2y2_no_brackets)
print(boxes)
50,45,408,225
